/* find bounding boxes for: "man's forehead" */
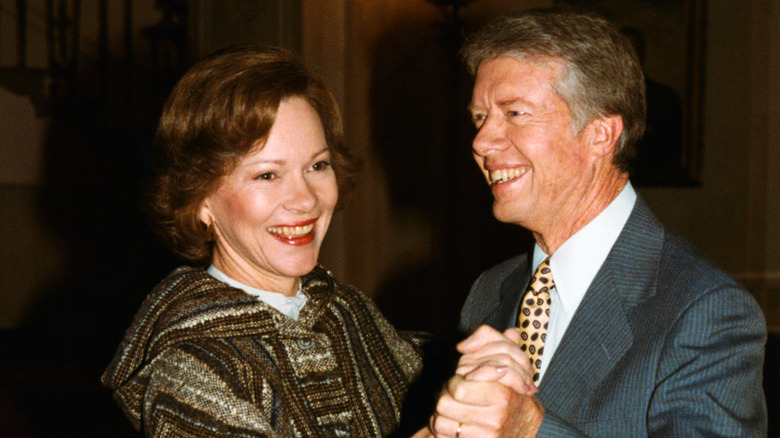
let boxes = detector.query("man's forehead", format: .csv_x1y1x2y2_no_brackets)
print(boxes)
469,57,565,106
475,55,565,79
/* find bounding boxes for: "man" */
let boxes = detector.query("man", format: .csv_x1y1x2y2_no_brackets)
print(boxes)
424,8,767,437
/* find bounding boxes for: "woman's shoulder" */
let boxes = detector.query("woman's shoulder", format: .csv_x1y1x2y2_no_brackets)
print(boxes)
154,265,225,299
102,268,264,376
302,265,375,310
143,266,272,339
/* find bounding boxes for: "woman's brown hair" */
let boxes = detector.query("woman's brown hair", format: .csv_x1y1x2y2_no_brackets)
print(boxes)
148,45,357,264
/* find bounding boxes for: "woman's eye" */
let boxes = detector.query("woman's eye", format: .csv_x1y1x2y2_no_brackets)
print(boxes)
255,172,276,181
311,161,331,172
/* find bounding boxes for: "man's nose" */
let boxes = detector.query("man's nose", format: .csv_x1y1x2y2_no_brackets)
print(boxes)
472,115,508,157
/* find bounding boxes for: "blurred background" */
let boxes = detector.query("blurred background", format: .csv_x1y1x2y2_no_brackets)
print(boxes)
0,0,777,436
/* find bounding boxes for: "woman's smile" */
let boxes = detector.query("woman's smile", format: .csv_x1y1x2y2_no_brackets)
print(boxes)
267,218,317,246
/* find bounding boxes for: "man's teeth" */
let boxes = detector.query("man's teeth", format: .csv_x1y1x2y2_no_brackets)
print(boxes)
268,223,314,238
489,168,527,184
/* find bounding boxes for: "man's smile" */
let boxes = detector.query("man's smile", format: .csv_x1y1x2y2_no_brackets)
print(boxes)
489,167,529,185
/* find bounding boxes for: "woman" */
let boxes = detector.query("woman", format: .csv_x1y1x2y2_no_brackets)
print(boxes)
101,45,423,437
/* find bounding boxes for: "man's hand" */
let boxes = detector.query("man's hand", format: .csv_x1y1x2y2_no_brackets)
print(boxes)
455,326,537,394
429,374,544,437
425,325,545,437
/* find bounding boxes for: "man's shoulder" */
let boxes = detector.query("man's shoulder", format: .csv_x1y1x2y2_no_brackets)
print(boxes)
480,253,530,281
604,198,754,311
657,230,745,295
470,253,531,296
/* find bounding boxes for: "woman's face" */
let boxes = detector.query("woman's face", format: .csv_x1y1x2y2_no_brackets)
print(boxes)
199,96,338,295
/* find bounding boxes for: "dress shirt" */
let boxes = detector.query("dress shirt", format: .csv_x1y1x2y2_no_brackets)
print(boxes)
532,182,637,382
207,265,308,320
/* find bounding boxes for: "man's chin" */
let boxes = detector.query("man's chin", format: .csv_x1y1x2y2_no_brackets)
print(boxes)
492,206,525,226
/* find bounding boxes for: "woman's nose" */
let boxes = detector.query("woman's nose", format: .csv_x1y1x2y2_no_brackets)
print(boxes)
283,177,317,212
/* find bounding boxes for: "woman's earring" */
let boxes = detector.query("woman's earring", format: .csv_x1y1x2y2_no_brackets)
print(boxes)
205,221,214,241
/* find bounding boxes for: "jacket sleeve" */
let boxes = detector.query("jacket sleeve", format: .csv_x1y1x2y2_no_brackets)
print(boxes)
535,284,767,438
141,343,280,438
646,284,767,436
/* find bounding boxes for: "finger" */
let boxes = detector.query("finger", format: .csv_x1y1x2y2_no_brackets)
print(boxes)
437,379,529,434
503,327,522,344
463,363,507,381
464,363,538,395
456,325,506,354
446,375,515,406
456,354,533,385
456,345,534,377
457,348,533,370
431,406,464,437
456,357,509,376
457,325,508,354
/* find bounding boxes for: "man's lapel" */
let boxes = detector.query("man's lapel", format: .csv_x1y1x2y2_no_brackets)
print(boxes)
536,196,665,412
492,261,532,329
467,254,531,331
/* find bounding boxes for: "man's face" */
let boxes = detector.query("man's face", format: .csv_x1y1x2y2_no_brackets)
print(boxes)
469,56,601,234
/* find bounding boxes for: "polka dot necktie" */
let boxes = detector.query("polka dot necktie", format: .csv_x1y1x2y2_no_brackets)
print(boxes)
517,257,554,383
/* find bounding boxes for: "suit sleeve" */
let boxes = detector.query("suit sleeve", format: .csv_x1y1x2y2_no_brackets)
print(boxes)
534,284,767,438
648,284,767,436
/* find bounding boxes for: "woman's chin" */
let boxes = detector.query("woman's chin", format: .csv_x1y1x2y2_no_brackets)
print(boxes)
275,257,319,279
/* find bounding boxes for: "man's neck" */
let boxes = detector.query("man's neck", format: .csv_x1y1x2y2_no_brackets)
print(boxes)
533,173,628,255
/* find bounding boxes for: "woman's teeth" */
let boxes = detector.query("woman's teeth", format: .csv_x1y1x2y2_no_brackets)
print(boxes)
268,223,314,238
489,167,527,185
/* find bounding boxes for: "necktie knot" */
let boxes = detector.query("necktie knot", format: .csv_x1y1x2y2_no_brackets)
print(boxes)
527,258,555,296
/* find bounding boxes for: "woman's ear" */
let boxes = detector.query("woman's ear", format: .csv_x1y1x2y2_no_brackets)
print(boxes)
589,114,623,158
198,199,213,226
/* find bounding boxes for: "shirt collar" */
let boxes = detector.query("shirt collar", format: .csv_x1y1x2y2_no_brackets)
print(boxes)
206,265,308,320
533,182,636,316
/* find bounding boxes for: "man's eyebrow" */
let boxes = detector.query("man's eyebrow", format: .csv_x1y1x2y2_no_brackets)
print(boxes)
497,97,527,107
468,97,530,112
467,102,482,113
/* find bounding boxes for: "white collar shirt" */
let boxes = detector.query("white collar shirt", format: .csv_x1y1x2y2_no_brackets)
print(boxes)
534,182,637,383
206,265,308,321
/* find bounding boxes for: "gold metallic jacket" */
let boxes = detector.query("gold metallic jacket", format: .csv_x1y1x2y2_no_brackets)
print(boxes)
102,265,423,437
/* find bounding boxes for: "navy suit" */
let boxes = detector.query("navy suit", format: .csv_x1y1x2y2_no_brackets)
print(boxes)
460,196,767,437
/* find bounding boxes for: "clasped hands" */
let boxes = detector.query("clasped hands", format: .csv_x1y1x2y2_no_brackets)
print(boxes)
414,326,545,438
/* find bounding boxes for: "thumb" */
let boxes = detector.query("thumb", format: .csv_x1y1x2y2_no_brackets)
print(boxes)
503,327,522,344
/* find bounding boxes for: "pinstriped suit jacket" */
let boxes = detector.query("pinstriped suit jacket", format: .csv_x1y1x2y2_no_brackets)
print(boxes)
459,196,767,437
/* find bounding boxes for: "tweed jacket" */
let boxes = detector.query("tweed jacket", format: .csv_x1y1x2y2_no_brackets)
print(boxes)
459,196,767,437
102,265,423,437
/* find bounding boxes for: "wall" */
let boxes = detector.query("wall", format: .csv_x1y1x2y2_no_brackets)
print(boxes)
303,0,459,334
0,0,162,328
0,0,777,331
640,0,780,328
300,0,780,333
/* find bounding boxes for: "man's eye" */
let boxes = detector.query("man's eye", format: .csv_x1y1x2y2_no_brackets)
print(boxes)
472,114,486,125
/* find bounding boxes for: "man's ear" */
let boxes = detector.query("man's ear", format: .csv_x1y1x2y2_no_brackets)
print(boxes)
589,114,623,158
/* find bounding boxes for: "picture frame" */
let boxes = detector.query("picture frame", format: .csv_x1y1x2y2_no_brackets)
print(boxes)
554,0,706,186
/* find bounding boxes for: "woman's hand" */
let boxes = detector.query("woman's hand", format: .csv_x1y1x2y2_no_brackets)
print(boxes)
455,325,537,394
425,325,543,437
